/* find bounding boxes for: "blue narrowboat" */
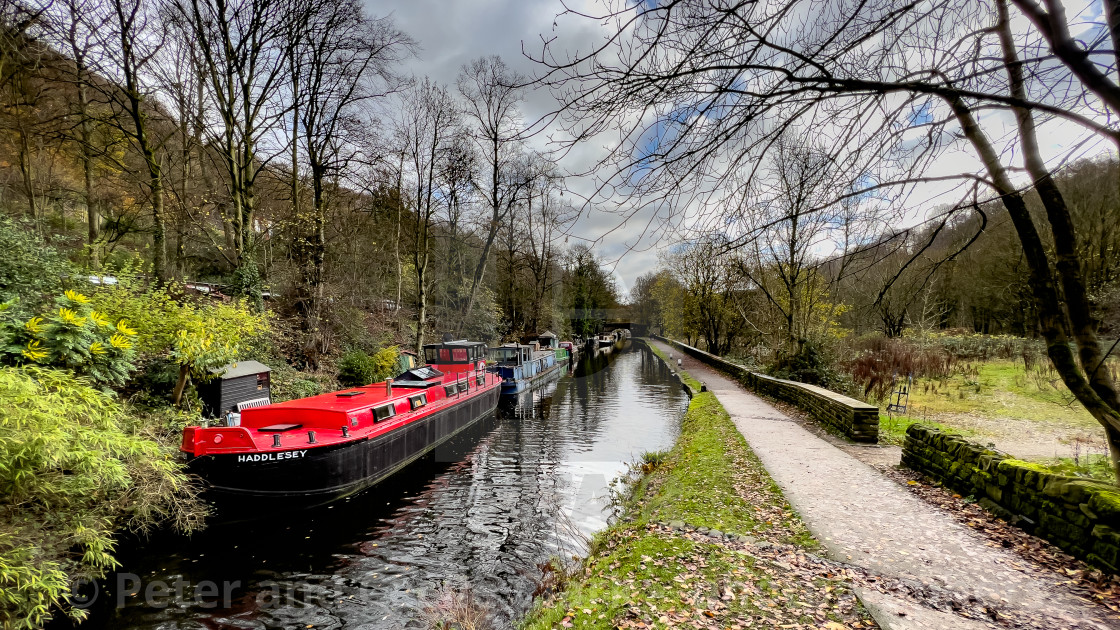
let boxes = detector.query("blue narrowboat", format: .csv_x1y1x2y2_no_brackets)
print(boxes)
488,337,570,395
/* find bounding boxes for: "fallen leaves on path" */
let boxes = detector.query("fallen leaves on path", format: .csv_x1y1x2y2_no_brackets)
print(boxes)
880,465,1120,616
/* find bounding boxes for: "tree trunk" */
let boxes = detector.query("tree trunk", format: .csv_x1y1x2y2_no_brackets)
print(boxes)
462,139,503,320
305,162,327,357
77,80,99,269
995,0,1120,477
949,89,1120,480
133,108,167,284
18,124,37,223
150,164,168,284
395,164,404,335
415,262,427,356
172,364,190,405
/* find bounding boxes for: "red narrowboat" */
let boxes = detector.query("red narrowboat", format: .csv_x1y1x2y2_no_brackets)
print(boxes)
180,340,499,501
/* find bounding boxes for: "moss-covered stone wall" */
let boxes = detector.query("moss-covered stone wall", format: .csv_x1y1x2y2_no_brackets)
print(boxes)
902,423,1120,573
651,336,879,443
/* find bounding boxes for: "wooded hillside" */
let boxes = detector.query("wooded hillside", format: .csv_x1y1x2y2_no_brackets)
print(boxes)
0,0,621,365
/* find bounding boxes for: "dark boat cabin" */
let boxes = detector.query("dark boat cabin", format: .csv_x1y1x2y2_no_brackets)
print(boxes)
422,340,488,373
199,360,272,418
520,330,559,349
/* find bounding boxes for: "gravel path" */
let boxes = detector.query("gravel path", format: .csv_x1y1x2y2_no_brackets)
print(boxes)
649,340,1118,630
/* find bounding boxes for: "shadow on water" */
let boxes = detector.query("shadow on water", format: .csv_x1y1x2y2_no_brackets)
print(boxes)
68,342,687,630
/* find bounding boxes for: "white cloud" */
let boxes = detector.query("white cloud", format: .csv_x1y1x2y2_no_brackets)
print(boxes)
368,0,1118,293
367,0,666,290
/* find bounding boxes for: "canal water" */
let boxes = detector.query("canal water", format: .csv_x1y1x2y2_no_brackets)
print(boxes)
78,341,689,629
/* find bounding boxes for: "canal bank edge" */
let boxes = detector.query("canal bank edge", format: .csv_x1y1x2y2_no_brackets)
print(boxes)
518,340,877,629
650,335,880,443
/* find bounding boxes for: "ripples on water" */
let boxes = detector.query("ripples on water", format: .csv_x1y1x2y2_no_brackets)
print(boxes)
78,343,689,629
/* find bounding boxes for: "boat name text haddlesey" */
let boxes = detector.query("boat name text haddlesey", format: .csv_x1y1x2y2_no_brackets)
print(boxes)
237,450,309,463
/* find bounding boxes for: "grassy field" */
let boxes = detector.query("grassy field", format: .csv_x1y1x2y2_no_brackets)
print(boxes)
899,360,1094,423
874,359,1113,479
518,350,875,629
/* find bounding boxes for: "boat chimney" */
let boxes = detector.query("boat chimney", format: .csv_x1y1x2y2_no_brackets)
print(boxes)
386,378,393,397
342,425,350,438
308,430,317,444
272,434,281,448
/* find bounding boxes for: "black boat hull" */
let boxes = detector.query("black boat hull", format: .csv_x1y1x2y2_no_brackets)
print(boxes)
188,386,500,500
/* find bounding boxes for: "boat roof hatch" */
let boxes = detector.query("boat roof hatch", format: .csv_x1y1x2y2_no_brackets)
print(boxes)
395,366,444,382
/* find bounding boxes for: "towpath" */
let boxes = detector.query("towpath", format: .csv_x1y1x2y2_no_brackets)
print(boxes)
648,340,1118,630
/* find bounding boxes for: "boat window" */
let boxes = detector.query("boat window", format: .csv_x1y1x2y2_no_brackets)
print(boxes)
373,404,396,422
409,394,426,410
458,380,469,393
452,348,468,362
444,385,457,397
476,374,485,386
440,349,451,362
424,348,439,363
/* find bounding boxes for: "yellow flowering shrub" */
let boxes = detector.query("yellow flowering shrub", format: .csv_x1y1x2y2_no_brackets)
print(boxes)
1,291,139,387
89,283,269,403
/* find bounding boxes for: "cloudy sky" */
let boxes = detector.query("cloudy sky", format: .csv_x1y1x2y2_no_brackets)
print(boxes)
367,0,1114,300
369,0,658,298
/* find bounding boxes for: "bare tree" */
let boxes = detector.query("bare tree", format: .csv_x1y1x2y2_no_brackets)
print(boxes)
396,78,459,355
734,137,847,353
663,237,745,356
56,0,102,266
286,0,411,359
522,155,572,332
172,0,292,280
93,0,170,283
0,0,48,226
435,129,477,310
457,55,529,321
536,0,1120,479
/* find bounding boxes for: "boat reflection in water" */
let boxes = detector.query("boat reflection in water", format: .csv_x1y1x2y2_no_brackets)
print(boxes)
80,343,687,630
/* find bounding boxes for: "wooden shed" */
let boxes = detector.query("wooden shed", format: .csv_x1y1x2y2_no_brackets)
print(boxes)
199,360,272,418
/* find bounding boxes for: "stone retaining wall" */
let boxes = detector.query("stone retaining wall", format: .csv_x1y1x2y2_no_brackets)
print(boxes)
651,336,879,443
903,423,1120,573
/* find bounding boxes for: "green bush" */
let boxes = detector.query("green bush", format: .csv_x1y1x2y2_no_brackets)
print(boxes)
229,259,263,312
89,283,268,360
266,359,333,402
0,366,204,627
0,219,76,311
768,339,838,387
338,347,400,388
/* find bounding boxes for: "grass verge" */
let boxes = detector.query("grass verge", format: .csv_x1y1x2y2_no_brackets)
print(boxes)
519,349,874,629
646,341,703,393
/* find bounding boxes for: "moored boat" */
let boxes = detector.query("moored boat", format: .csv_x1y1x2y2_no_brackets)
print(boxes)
180,340,499,501
488,338,569,395
559,340,577,365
